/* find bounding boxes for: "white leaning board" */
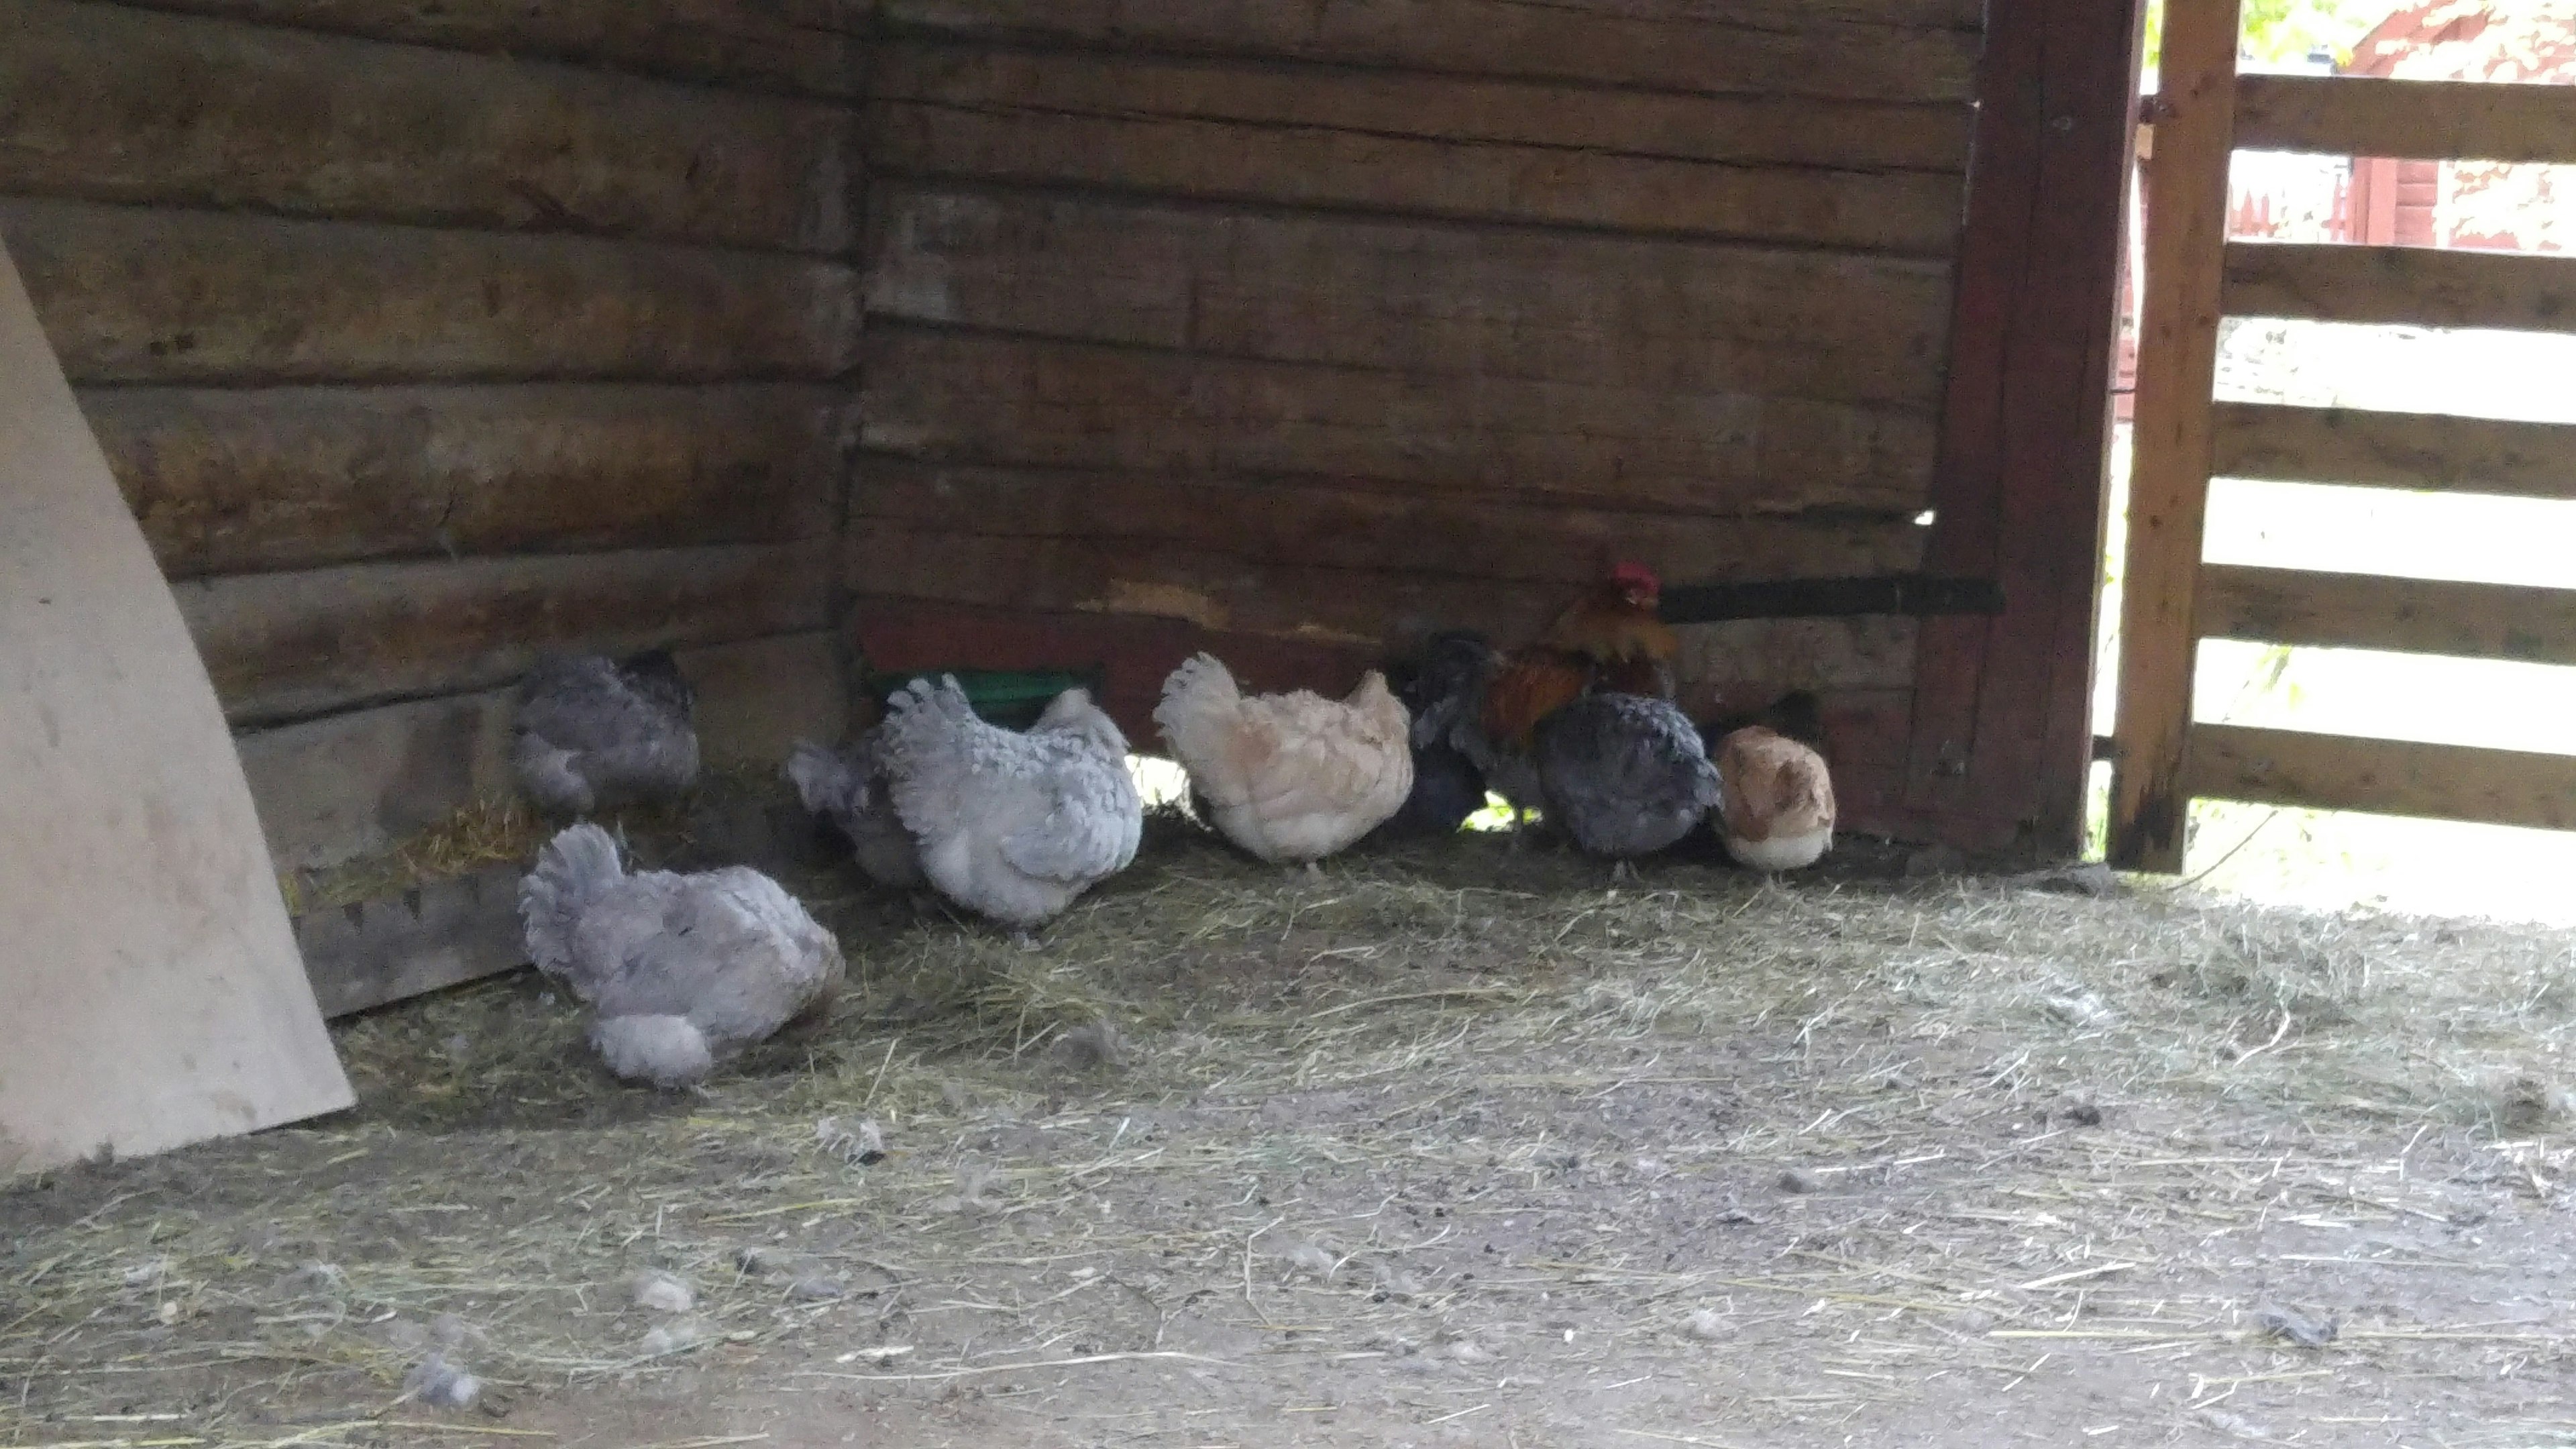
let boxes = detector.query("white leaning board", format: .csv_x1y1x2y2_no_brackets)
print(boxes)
0,233,352,1177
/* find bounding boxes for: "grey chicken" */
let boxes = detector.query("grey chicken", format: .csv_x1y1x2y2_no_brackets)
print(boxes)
784,729,924,889
877,678,1142,928
519,824,845,1088
1533,692,1722,877
1378,631,1493,836
1405,631,1548,828
513,650,700,816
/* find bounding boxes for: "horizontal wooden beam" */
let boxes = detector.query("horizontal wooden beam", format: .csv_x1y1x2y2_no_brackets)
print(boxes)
2186,723,2576,832
1,0,855,254
858,327,1937,514
1662,574,2002,622
3,199,861,385
2198,564,2576,666
2212,402,2576,499
87,384,850,578
865,185,1953,409
2235,74,2576,166
2224,241,2576,333
115,0,869,98
874,0,1980,106
180,541,833,726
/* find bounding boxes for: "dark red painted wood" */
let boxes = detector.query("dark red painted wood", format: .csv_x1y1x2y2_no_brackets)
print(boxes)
1902,0,2149,857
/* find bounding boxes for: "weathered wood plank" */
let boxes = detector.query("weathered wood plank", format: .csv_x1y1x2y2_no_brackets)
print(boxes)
852,462,1926,587
2235,74,2576,166
873,41,1973,175
1901,0,2148,855
877,0,1980,105
2110,0,2243,872
866,188,1952,408
858,328,1939,514
0,0,855,254
2185,723,2576,833
290,865,527,1017
234,631,843,868
2212,402,2576,498
2197,564,2576,667
115,0,868,97
868,95,1965,256
87,384,851,578
1,199,861,384
2224,241,2576,333
178,541,834,725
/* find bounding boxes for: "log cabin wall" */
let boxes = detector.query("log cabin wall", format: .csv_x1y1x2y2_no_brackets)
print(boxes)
844,0,1984,835
0,0,868,867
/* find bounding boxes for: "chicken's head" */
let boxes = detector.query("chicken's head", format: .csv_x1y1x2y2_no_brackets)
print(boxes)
1609,561,1662,609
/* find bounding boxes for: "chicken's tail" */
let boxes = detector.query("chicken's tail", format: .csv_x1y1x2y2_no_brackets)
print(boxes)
589,1014,715,1089
783,739,855,820
1152,653,1244,773
519,823,625,981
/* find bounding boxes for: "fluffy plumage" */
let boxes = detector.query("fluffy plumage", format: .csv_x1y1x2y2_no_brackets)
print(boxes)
785,729,925,889
1534,693,1723,861
519,824,844,1087
1155,655,1413,863
512,650,700,816
1375,633,1494,836
877,678,1142,927
1713,726,1836,872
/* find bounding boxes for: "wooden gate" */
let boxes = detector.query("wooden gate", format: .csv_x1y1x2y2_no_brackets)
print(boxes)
2109,0,2576,871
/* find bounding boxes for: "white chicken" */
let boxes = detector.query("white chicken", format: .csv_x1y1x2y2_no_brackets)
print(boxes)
1154,654,1413,865
877,678,1142,928
1712,726,1836,871
519,824,845,1088
785,728,924,890
512,650,700,816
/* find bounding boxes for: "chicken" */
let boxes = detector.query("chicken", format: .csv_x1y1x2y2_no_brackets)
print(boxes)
784,729,924,890
1533,560,1679,702
1533,693,1723,876
519,823,844,1088
1155,654,1413,864
877,677,1142,928
1377,631,1492,836
512,649,700,816
1713,725,1836,872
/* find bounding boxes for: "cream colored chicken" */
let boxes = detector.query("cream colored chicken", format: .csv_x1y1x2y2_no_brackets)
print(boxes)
1155,655,1413,865
1713,726,1836,872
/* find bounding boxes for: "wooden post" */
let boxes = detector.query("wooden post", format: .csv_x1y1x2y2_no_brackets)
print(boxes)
2108,0,2244,870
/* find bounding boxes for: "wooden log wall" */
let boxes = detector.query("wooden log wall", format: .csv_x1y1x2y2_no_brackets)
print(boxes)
844,0,1984,832
0,0,865,865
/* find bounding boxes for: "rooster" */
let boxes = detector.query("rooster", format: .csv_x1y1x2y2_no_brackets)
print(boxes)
1432,564,1682,828
877,678,1142,930
1155,655,1413,865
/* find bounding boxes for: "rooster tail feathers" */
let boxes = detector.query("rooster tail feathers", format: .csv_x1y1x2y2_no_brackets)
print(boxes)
520,822,625,979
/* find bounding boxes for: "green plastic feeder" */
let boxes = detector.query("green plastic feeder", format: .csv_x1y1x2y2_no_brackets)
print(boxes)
863,666,1107,732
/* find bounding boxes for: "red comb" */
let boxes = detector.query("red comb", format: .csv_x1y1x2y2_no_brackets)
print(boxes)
1610,561,1660,591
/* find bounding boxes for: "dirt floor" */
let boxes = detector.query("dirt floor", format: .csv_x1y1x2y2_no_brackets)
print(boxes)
7,811,2576,1448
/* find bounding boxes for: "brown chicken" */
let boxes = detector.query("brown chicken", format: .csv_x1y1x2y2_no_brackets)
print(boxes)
1712,725,1836,872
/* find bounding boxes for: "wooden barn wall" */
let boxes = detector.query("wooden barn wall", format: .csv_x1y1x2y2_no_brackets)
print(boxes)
0,0,867,866
843,0,1984,834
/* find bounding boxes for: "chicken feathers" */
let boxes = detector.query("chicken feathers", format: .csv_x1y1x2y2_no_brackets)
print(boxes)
1155,655,1413,864
785,729,924,890
1534,693,1722,861
519,823,844,1088
877,678,1142,927
1713,726,1836,872
1381,631,1493,835
512,650,700,816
